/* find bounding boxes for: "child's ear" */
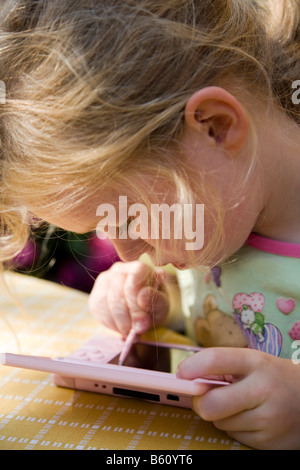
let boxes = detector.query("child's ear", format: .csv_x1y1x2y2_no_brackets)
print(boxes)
184,86,248,156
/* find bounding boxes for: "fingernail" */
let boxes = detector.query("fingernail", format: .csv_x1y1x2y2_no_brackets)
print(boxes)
134,319,148,333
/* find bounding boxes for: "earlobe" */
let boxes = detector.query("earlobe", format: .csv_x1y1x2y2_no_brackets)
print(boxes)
184,87,249,156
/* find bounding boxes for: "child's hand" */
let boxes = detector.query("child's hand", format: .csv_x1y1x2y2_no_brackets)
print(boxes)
177,347,300,449
89,261,170,337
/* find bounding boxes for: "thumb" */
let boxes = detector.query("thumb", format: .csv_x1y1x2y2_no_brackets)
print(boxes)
176,347,258,380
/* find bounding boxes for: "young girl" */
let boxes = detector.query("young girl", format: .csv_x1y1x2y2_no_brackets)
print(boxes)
1,0,300,449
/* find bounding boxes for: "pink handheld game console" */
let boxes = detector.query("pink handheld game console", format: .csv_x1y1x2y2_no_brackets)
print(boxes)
1,333,228,409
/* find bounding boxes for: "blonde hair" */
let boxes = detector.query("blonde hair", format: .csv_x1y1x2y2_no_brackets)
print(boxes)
0,0,299,266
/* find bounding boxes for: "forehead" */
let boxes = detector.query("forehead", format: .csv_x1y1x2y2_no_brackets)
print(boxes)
28,175,178,233
29,202,98,233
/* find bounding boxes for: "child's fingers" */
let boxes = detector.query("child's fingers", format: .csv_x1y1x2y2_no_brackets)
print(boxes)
123,261,158,332
106,271,131,336
88,269,112,322
89,261,166,335
191,379,259,422
178,348,271,422
137,286,169,325
89,262,132,334
211,407,262,433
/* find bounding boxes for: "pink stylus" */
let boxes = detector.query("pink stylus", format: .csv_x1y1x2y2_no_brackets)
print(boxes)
118,328,138,365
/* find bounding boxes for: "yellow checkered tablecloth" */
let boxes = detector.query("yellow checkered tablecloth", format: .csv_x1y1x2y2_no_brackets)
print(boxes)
0,272,249,450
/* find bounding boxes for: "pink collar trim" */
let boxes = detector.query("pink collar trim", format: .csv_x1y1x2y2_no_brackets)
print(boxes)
246,233,300,258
